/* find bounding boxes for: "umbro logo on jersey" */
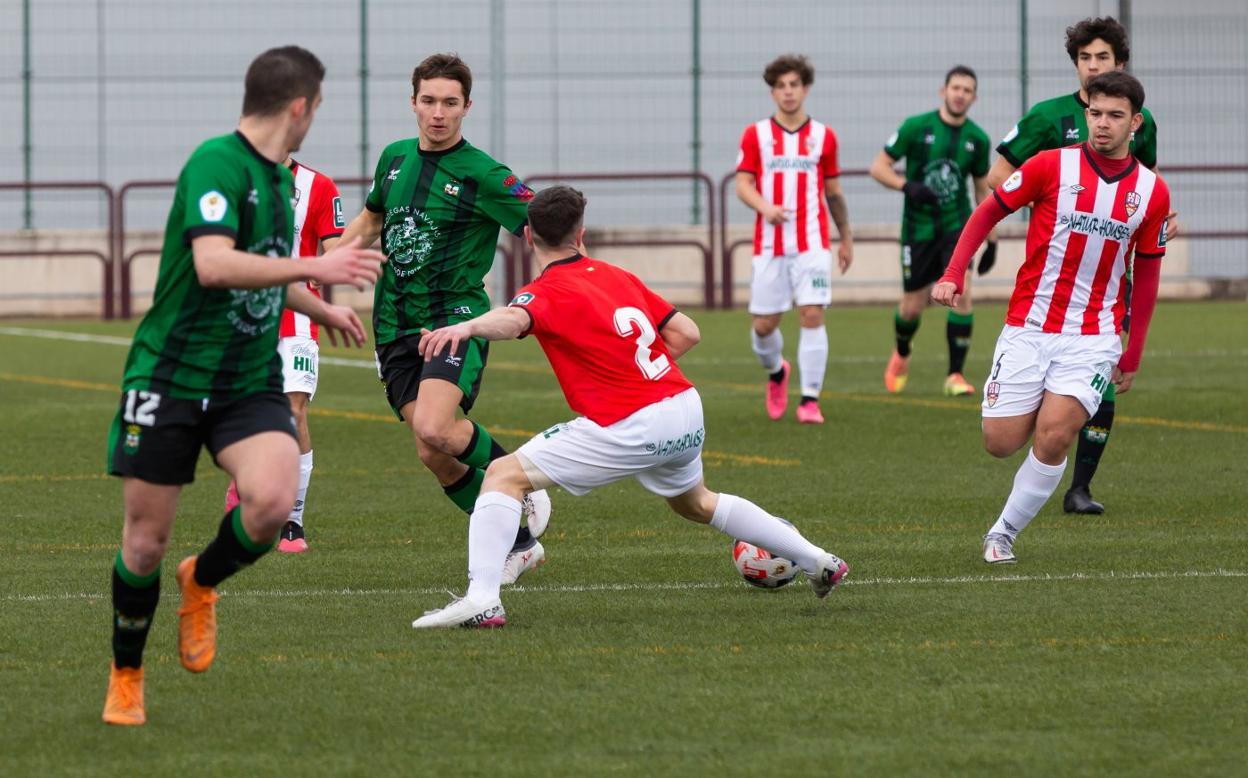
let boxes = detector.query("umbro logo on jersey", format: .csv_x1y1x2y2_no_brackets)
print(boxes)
924,134,936,144
247,188,259,205
1066,128,1080,140
387,170,400,181
964,141,975,152
1068,184,1085,194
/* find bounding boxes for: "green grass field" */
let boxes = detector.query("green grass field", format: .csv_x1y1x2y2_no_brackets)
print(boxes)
1,302,1245,776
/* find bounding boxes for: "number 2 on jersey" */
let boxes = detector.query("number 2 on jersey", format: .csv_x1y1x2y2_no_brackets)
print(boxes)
613,306,671,381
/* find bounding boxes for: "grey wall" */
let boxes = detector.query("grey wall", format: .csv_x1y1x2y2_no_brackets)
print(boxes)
2,0,1245,273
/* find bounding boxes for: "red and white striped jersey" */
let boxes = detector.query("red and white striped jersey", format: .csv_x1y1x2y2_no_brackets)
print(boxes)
279,160,345,341
737,117,840,257
996,144,1169,335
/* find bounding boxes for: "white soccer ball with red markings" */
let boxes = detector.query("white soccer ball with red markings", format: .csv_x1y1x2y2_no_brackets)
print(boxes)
732,541,799,589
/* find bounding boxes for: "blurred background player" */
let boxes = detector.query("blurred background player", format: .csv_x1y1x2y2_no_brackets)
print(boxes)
933,72,1169,565
869,65,995,396
224,155,344,553
986,16,1169,515
412,186,849,628
735,54,853,424
337,53,550,582
102,46,383,725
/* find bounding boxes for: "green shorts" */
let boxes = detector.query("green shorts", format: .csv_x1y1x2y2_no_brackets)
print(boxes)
374,333,489,420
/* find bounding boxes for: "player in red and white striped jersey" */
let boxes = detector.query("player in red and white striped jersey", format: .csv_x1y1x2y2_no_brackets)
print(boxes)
409,186,849,628
932,73,1169,565
224,157,344,552
735,54,853,425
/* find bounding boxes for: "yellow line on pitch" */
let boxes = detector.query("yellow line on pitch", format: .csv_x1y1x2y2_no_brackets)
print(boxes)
0,372,116,393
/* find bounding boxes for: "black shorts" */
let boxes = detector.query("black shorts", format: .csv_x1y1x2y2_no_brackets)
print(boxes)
107,390,296,486
901,231,962,292
375,333,489,420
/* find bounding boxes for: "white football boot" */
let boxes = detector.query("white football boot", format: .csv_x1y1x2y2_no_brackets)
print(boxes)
806,552,850,598
500,540,546,586
983,533,1017,564
412,594,507,629
522,489,552,539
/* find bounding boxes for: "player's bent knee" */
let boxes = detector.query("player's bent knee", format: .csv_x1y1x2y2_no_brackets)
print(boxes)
122,531,170,572
482,455,531,495
982,433,1023,459
1032,426,1077,463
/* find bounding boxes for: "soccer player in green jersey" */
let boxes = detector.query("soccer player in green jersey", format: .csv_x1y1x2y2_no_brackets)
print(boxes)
102,46,384,726
338,53,551,583
870,65,995,397
986,17,1174,515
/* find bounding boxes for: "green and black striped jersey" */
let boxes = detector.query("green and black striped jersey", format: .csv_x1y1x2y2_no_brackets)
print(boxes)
884,111,991,243
997,91,1158,169
121,131,294,401
364,137,531,344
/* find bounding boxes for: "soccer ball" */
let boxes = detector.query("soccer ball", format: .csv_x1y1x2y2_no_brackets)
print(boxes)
732,541,799,589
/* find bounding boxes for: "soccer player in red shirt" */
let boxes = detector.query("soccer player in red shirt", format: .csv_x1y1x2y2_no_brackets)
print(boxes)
222,156,344,553
410,186,850,628
932,72,1169,564
735,54,853,424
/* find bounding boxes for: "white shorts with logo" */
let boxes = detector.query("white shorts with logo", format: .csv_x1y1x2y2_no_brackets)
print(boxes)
748,249,833,315
516,388,705,498
981,326,1120,419
278,335,319,400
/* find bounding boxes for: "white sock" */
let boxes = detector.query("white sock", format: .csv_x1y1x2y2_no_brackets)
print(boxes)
988,449,1066,539
798,325,828,398
751,328,784,374
708,493,824,573
465,491,523,603
289,450,313,526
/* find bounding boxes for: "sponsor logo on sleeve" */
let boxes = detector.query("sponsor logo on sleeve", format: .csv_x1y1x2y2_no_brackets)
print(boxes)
886,131,899,148
1158,218,1168,247
333,196,344,228
199,191,227,222
1001,170,1023,193
509,292,535,306
503,174,534,202
1002,124,1019,143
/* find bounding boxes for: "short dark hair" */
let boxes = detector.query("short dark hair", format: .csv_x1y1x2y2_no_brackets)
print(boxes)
1065,16,1130,64
412,53,473,100
1085,71,1145,114
944,65,977,86
241,46,325,117
763,54,814,88
527,186,586,248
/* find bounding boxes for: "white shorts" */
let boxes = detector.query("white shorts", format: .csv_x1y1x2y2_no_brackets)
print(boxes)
982,326,1120,419
748,249,833,315
516,388,705,498
278,336,319,400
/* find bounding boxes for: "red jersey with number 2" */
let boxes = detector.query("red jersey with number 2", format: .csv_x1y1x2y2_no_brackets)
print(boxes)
509,254,694,427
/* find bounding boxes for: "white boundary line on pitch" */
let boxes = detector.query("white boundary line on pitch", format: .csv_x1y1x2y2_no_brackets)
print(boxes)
6,568,1245,603
4,326,1246,364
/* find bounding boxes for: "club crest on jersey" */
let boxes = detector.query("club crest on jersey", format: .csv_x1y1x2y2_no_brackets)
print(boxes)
1123,191,1141,217
444,182,461,198
1002,171,1023,193
986,382,1000,407
292,187,302,206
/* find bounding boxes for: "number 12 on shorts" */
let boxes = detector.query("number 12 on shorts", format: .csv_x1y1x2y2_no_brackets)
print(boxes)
123,389,161,426
613,306,671,380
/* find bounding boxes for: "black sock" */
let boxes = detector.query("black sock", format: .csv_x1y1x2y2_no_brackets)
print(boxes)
194,506,273,588
1072,401,1114,489
799,395,818,406
946,312,974,374
894,313,921,357
111,553,160,669
768,366,786,382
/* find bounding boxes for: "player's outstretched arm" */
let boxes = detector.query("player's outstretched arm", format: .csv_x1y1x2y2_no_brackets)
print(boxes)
972,175,1000,274
932,196,1010,307
338,208,384,249
659,312,700,360
286,283,368,347
418,307,530,361
191,235,382,291
304,237,385,291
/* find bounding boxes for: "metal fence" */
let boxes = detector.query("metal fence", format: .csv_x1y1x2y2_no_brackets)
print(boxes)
2,0,1246,275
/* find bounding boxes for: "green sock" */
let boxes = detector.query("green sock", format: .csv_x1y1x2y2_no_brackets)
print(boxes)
457,422,507,469
946,310,974,374
443,467,485,514
894,313,921,357
112,552,160,669
193,506,273,588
